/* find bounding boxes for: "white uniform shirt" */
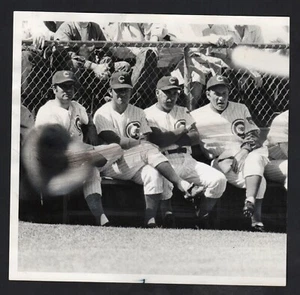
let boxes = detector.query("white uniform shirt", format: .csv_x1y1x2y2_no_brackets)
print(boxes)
144,104,195,153
35,100,89,141
191,102,259,159
267,110,289,160
93,102,151,140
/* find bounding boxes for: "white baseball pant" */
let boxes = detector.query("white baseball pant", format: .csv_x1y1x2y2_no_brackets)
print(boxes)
162,153,227,200
101,142,172,198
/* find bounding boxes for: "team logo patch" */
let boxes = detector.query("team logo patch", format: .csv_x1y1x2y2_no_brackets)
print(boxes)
75,116,82,133
174,119,186,129
126,121,141,139
216,75,224,82
118,75,125,83
246,116,255,125
231,119,245,138
169,77,178,85
63,71,70,77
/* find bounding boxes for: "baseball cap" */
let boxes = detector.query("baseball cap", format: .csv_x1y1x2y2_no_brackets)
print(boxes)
156,76,181,90
52,70,76,85
110,71,133,89
206,75,230,90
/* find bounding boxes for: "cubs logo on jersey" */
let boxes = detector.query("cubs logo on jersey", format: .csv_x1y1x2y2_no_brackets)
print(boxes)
231,119,245,138
174,119,186,129
125,121,141,139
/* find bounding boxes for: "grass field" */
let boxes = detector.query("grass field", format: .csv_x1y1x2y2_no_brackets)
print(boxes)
15,221,286,285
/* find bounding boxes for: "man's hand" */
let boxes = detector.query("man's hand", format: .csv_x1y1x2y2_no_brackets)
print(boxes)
231,149,249,173
92,63,111,80
70,53,86,69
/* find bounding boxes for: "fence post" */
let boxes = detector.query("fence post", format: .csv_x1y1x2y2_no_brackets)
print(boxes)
183,46,192,111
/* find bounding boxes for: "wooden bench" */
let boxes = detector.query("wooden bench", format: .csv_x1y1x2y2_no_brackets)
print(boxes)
44,127,287,231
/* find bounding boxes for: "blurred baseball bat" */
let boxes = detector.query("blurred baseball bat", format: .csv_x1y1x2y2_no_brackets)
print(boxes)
231,46,289,78
22,124,122,196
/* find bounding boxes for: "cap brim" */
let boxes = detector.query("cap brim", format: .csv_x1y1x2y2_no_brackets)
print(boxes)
207,82,230,90
159,85,181,90
53,78,76,85
111,84,133,89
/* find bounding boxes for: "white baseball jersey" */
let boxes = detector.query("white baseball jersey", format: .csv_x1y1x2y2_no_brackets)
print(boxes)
93,102,151,139
264,110,288,189
191,101,259,159
35,100,89,142
144,104,194,153
267,110,289,160
145,103,227,199
93,101,169,198
35,99,101,197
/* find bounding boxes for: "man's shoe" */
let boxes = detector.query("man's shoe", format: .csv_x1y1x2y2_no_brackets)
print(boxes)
162,213,176,228
251,223,265,232
146,222,158,228
184,183,204,201
243,200,255,218
195,213,212,230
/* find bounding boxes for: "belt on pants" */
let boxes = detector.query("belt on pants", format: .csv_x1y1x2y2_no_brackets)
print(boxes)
162,147,187,156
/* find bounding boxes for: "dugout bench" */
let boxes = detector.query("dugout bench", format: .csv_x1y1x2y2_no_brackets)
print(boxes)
19,128,287,232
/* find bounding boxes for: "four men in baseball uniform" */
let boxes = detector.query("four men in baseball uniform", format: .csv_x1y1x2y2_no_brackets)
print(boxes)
26,68,288,231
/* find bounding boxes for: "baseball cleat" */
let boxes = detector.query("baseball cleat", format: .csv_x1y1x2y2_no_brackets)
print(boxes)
162,213,176,228
146,222,158,228
251,223,265,232
184,183,204,201
195,213,212,230
243,200,255,218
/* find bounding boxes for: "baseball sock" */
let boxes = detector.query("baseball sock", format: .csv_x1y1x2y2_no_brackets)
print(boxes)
155,162,189,192
251,198,263,225
85,193,109,226
245,175,262,203
160,199,173,218
144,194,160,226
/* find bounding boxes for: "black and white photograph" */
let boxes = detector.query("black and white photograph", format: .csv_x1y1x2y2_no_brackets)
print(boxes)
10,11,289,286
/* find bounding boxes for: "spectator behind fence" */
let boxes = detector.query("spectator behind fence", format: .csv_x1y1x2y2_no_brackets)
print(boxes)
22,20,62,49
264,110,288,190
203,24,264,88
191,75,270,232
161,24,233,110
99,22,167,109
54,22,111,79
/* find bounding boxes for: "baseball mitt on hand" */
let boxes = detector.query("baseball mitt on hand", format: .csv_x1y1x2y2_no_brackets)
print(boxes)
21,124,106,196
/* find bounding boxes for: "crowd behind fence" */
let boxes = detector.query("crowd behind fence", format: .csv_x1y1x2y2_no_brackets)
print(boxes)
21,41,289,127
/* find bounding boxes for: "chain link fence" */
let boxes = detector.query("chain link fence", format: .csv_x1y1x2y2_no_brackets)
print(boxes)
21,41,289,127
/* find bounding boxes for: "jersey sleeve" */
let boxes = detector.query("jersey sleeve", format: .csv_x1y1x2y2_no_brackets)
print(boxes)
93,108,118,135
35,106,65,127
183,107,196,127
140,110,152,134
144,108,159,129
243,105,259,133
74,102,89,125
267,111,289,144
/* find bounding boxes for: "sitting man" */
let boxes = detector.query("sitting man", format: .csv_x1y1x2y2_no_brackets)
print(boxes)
35,70,123,226
191,75,269,232
264,110,288,190
93,71,203,228
144,76,227,228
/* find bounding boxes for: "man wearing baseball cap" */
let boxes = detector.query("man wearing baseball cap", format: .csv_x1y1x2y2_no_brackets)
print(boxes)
34,70,123,226
144,76,227,229
93,72,204,228
191,75,269,232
